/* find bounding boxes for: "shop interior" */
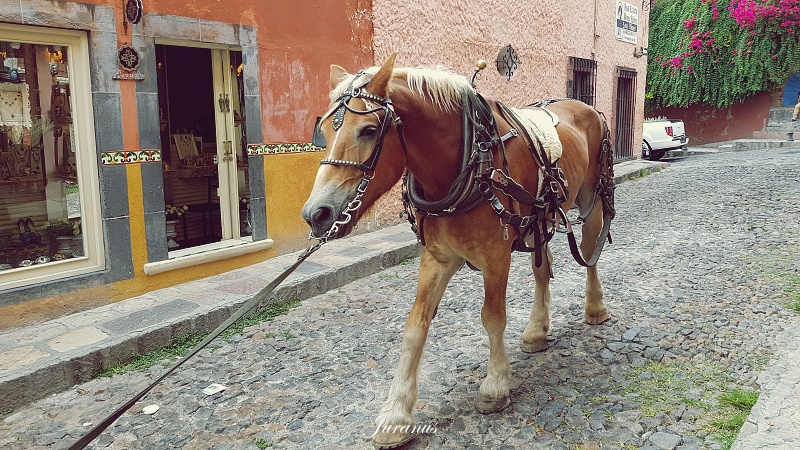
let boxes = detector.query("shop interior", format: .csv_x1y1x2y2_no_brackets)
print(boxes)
156,45,250,251
0,41,83,271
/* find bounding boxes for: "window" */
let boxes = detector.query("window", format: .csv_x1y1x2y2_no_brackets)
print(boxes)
568,57,597,106
614,67,638,161
0,25,103,290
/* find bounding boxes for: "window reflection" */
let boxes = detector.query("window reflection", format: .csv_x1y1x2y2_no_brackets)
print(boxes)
0,41,83,271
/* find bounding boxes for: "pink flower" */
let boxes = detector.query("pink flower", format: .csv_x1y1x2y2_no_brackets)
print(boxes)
773,54,778,59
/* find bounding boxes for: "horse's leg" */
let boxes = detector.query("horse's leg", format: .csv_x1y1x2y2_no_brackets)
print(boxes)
521,244,553,353
476,256,512,413
373,247,461,449
580,202,609,324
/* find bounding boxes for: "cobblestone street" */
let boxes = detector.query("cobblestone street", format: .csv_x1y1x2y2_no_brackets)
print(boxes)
2,148,800,449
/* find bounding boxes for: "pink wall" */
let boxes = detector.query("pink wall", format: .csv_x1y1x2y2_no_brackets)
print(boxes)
370,0,650,156
650,91,777,145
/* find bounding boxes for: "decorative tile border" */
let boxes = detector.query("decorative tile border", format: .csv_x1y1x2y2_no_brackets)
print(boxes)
101,150,162,165
247,143,324,156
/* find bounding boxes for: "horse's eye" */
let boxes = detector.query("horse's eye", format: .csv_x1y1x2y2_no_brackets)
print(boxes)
360,126,378,138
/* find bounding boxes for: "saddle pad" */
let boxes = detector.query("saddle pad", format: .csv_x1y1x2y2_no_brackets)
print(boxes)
506,106,562,162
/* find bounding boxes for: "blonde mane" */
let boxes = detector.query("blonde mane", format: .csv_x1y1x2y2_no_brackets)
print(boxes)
329,66,473,112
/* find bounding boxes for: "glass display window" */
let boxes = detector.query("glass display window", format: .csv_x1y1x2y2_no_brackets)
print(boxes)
0,25,103,290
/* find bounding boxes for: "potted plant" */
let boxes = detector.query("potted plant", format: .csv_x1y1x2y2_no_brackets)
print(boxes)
165,204,189,221
41,218,80,256
165,204,187,249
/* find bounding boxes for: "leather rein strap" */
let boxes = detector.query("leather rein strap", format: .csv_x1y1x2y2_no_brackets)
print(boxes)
68,243,326,450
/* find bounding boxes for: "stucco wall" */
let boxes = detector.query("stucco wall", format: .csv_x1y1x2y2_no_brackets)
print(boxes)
370,0,649,156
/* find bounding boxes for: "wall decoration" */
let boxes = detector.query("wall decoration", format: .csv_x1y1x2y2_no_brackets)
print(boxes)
125,0,143,25
0,83,33,127
117,44,141,72
496,45,520,80
247,143,324,156
112,44,145,81
100,149,162,165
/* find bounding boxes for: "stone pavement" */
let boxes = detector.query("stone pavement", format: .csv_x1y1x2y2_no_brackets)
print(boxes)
0,156,668,413
0,142,799,449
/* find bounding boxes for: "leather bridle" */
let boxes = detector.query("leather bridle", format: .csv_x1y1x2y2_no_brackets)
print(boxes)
313,71,407,174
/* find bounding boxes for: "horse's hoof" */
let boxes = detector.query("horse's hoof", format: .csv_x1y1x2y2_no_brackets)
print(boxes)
475,394,511,414
521,339,548,353
585,310,610,325
373,431,413,449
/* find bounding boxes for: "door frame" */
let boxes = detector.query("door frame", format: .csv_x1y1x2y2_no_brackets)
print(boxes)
153,39,245,248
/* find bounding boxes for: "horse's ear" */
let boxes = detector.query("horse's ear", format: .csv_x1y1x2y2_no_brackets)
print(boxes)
366,52,397,97
330,64,350,90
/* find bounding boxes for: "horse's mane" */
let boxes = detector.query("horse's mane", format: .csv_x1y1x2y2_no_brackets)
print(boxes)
330,66,473,113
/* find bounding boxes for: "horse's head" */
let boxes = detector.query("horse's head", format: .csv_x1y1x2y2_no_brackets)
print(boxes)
302,53,407,239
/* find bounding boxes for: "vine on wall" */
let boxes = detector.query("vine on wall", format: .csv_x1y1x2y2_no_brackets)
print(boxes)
647,0,800,109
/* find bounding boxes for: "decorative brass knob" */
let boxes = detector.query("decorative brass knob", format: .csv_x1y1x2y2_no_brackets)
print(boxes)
476,59,487,71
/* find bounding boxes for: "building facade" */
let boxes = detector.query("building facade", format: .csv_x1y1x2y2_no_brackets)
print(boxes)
0,0,646,315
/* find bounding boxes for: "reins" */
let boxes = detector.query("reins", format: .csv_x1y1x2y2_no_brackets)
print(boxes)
67,198,365,450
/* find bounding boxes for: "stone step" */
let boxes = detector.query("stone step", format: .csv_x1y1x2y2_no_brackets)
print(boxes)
727,139,800,152
753,130,790,140
764,107,797,132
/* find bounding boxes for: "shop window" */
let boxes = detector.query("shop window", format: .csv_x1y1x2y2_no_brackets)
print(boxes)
0,25,103,290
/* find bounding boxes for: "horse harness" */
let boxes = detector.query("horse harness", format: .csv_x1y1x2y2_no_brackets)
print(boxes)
401,90,615,270
313,72,615,269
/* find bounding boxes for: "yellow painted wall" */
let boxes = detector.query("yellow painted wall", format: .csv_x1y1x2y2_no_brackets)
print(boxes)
264,151,327,254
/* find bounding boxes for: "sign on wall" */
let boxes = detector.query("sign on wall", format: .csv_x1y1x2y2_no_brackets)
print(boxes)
615,0,638,44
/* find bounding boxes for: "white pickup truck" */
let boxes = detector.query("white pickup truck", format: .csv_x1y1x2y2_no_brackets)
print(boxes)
642,118,689,161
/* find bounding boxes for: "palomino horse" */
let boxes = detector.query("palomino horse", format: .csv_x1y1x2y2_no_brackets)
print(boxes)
302,54,615,448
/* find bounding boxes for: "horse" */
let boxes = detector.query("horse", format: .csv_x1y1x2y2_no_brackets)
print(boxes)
301,53,615,449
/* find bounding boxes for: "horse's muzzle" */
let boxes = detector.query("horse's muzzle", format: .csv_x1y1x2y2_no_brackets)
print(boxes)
301,203,337,239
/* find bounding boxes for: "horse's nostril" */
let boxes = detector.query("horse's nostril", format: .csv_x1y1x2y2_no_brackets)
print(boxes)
311,205,334,226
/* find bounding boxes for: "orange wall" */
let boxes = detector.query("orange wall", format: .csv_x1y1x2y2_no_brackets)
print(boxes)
77,0,374,142
136,0,374,142
0,0,375,317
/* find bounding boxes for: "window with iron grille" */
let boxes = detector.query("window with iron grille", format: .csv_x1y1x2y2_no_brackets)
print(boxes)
568,57,597,106
614,67,638,161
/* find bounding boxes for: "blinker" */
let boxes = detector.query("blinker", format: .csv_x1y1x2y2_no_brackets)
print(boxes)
312,115,327,148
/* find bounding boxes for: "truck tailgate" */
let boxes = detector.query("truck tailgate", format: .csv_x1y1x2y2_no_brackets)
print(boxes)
670,119,686,137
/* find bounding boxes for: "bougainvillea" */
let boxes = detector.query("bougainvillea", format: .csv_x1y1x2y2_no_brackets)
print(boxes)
647,0,800,109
